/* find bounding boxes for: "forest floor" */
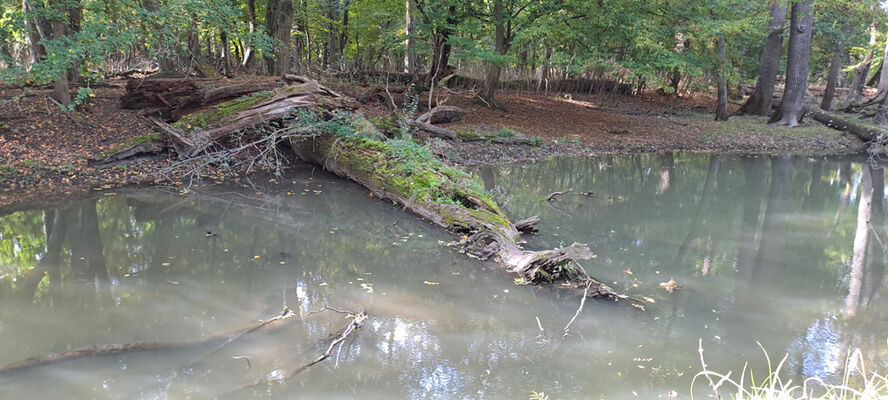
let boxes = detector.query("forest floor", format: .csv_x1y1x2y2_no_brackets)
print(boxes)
0,77,867,209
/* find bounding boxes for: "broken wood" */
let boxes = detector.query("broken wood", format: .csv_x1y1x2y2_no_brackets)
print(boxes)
514,216,540,234
411,120,457,140
216,312,367,398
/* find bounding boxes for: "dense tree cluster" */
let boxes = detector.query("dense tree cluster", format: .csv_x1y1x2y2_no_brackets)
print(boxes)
0,0,885,125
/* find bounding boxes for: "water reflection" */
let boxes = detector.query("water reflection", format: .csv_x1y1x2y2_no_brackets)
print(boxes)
0,154,886,399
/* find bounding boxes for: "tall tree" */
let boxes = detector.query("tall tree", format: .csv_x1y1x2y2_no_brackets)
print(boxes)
714,28,729,121
821,24,852,111
738,0,786,116
265,0,294,75
404,0,416,73
769,0,813,127
846,23,877,105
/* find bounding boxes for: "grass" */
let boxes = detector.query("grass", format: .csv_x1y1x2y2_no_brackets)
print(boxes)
693,342,888,400
693,114,840,137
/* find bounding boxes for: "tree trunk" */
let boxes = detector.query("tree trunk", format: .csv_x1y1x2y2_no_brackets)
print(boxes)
714,31,729,121
428,5,457,86
242,0,257,68
265,0,293,76
143,0,175,72
873,94,888,126
876,34,888,98
302,0,312,70
821,25,850,111
480,0,506,109
847,23,877,105
339,0,349,62
738,0,786,116
325,0,340,69
50,0,71,105
769,0,812,127
22,0,48,65
403,0,416,74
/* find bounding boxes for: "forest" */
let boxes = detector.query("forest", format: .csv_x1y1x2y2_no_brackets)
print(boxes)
0,0,885,123
3,0,888,399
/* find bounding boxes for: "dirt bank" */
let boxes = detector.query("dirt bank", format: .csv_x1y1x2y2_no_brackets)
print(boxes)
0,77,867,210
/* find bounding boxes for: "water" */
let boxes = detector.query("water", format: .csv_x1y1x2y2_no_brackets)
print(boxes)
0,154,885,399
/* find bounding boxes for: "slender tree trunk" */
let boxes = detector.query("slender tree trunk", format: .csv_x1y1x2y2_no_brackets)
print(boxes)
738,0,786,116
302,0,312,71
50,0,71,105
220,30,230,75
770,0,813,127
22,0,48,65
714,31,729,121
242,0,257,68
325,0,340,69
847,23,877,105
821,25,851,110
875,35,888,98
339,0,349,65
428,5,457,86
480,0,506,108
143,0,175,72
404,0,416,74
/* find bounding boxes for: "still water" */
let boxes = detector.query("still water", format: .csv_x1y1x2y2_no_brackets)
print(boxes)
0,153,885,399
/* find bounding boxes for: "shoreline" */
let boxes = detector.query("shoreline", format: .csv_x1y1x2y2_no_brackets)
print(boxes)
0,79,869,212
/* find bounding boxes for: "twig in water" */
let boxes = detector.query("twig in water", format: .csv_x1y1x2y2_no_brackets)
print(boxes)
698,339,725,400
217,312,368,398
546,189,573,202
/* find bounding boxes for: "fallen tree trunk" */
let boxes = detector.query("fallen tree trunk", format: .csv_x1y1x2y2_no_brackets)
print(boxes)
132,77,642,306
807,107,886,142
121,77,284,120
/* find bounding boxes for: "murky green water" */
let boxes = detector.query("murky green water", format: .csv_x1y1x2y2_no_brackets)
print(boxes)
0,154,885,399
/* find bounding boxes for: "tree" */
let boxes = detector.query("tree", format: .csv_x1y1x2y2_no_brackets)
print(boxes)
846,22,877,105
738,0,786,116
265,0,294,75
769,0,813,127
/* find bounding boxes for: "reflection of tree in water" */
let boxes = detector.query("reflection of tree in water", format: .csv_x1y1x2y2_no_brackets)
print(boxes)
788,165,888,380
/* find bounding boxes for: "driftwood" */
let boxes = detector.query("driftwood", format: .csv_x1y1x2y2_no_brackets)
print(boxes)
547,189,573,201
514,216,540,234
217,312,367,398
0,309,297,375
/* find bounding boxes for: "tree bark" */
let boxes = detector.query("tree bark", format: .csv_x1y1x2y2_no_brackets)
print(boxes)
876,34,888,98
49,0,71,105
404,0,417,74
821,25,851,111
265,0,293,76
480,0,506,109
324,0,340,69
714,31,729,121
22,0,49,65
769,0,812,127
847,23,877,105
738,0,786,116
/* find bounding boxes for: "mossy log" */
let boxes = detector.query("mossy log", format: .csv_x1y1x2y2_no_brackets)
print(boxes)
136,78,641,305
121,77,284,120
806,107,887,142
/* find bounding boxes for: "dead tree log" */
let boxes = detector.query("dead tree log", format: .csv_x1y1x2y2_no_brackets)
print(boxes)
130,79,642,306
121,77,283,120
416,105,471,124
806,108,886,142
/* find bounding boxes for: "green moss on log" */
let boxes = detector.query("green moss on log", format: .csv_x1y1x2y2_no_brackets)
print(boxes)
326,135,507,231
174,91,275,131
96,134,164,158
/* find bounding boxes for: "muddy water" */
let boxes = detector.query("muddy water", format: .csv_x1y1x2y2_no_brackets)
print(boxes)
0,154,885,399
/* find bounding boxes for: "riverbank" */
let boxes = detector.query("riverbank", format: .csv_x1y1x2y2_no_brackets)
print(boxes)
0,77,867,209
